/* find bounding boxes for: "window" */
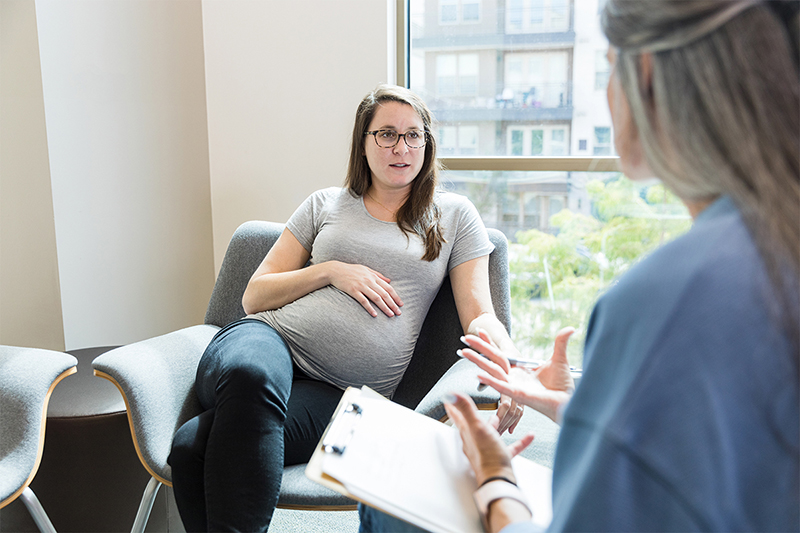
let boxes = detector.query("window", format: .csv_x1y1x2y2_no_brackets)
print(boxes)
594,126,612,155
439,0,480,25
407,0,688,367
504,51,570,108
506,126,569,156
462,0,480,22
595,49,610,90
440,125,479,155
435,53,478,96
506,0,571,33
439,0,458,23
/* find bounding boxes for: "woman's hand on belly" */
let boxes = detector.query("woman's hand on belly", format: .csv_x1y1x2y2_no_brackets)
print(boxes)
325,260,404,318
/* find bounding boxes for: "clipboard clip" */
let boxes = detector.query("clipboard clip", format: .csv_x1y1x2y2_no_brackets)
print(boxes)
322,402,362,455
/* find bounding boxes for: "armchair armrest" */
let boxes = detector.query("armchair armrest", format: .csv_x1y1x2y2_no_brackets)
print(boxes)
91,325,219,483
414,359,501,422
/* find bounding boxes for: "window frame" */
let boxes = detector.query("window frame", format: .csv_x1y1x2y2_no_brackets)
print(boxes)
395,0,619,174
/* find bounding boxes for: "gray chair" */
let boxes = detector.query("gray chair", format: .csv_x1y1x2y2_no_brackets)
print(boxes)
92,220,510,532
0,346,78,533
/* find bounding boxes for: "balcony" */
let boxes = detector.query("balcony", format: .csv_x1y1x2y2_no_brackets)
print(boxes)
412,30,575,51
424,81,573,123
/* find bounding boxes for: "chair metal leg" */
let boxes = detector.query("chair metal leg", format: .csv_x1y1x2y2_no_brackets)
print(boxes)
19,487,56,533
131,477,162,533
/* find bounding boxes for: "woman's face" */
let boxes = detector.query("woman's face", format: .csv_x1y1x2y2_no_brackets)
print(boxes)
364,101,426,194
606,47,653,181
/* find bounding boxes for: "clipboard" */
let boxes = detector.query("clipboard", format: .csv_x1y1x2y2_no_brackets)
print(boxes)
305,386,553,533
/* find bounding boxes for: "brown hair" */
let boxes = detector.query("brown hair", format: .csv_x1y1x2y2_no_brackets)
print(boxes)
602,0,800,349
345,84,444,261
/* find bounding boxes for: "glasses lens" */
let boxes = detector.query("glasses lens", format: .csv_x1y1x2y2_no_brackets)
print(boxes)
375,130,398,147
405,130,426,148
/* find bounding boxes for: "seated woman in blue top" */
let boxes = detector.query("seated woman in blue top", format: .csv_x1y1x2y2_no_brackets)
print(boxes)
360,1,799,532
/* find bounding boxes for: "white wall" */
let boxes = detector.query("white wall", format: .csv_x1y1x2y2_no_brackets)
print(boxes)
0,0,395,350
202,0,395,271
0,0,65,350
35,0,215,349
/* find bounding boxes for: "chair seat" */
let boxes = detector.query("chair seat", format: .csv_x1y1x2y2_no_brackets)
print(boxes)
0,346,77,506
278,464,356,510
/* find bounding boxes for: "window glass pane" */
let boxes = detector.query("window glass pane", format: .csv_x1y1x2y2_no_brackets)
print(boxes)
440,125,457,155
411,0,613,157
530,129,543,155
530,0,545,26
436,54,457,95
595,49,610,90
459,54,479,94
440,0,457,24
460,125,479,154
510,129,524,155
463,0,480,22
508,0,524,30
550,0,569,28
440,170,691,366
594,126,611,155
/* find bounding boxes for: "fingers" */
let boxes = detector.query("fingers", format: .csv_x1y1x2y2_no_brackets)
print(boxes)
507,434,535,458
444,392,482,426
332,264,403,318
458,347,509,383
552,327,575,363
363,285,402,318
460,334,511,374
477,373,518,398
494,395,524,435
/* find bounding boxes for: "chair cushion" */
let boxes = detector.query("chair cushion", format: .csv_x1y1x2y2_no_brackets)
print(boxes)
278,464,356,509
0,346,77,504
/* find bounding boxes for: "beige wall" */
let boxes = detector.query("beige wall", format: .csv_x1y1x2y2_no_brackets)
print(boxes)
0,0,65,350
0,0,394,350
202,0,395,272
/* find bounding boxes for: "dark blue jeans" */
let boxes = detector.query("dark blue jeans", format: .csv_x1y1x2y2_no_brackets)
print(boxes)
359,505,431,532
168,319,345,532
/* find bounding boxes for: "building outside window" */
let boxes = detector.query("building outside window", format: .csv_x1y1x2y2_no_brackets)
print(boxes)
593,126,611,155
435,53,479,95
409,0,690,365
507,125,569,156
594,48,610,90
440,125,480,155
506,0,571,33
440,0,481,24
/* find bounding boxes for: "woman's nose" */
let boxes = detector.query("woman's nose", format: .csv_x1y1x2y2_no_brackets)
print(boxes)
393,136,409,155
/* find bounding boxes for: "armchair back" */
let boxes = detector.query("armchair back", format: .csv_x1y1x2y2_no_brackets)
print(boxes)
203,220,510,410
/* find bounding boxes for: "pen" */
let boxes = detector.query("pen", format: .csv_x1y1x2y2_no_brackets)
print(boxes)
457,338,541,370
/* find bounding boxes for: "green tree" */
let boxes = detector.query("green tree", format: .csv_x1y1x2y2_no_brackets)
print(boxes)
509,175,691,367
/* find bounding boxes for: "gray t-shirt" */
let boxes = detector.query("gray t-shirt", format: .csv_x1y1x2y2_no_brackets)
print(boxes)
249,187,493,397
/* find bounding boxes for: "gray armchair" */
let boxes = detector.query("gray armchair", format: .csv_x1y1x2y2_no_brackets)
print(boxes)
0,346,78,533
92,220,510,532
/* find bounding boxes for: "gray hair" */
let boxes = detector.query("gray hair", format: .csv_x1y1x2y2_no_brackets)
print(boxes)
602,0,799,346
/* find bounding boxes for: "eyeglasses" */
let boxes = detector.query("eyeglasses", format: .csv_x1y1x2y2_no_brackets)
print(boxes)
364,129,427,149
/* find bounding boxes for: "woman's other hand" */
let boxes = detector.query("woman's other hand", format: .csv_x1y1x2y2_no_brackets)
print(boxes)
326,261,404,318
444,393,534,532
460,327,575,423
445,393,533,486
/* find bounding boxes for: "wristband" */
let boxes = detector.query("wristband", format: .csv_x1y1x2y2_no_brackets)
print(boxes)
479,475,517,487
473,479,531,531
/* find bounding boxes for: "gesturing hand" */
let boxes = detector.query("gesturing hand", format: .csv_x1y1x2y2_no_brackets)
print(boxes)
327,261,404,318
444,392,534,487
459,327,576,423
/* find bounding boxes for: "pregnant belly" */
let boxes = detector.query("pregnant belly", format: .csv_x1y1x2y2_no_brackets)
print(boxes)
265,286,422,394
